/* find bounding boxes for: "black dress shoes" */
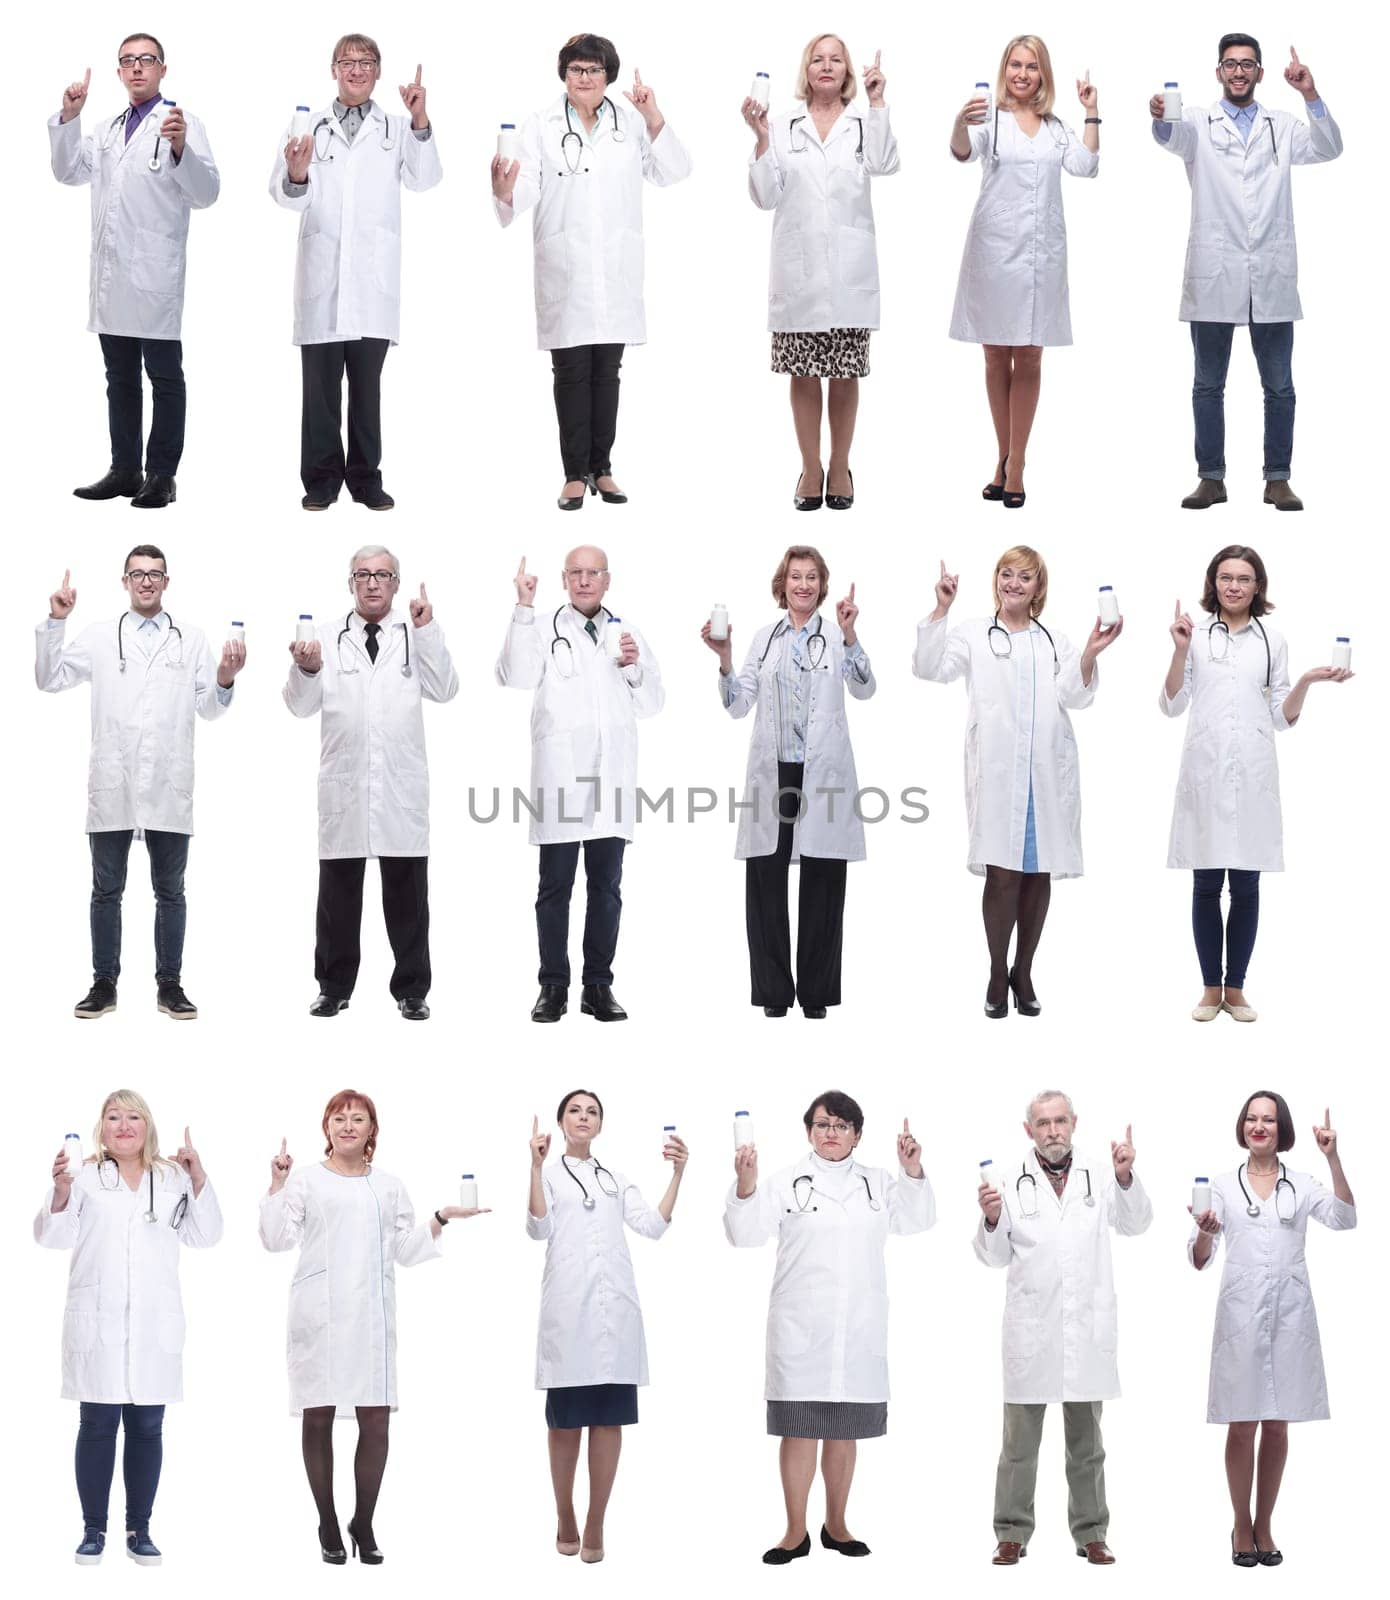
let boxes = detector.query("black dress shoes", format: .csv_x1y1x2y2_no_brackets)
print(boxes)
354,485,395,511
74,979,118,1019
801,1005,827,1019
531,985,568,1023
73,468,144,500
398,997,430,1020
580,985,628,1021
156,982,198,1020
763,1006,788,1017
309,993,350,1017
825,470,855,511
762,1534,811,1565
820,1525,871,1557
302,488,337,511
131,474,176,508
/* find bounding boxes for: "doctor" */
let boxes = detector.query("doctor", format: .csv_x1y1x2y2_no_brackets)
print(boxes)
976,1089,1151,1567
528,1091,687,1564
915,548,1120,1018
702,545,874,1017
284,546,458,1021
491,33,692,509
261,1089,485,1565
36,1089,222,1567
1189,1092,1355,1566
1161,545,1351,1022
1151,37,1342,511
272,36,441,511
36,549,244,1022
51,37,220,509
496,549,664,1023
725,1092,934,1564
742,37,899,510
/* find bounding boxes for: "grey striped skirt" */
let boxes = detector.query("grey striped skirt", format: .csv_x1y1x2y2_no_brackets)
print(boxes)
766,1400,888,1440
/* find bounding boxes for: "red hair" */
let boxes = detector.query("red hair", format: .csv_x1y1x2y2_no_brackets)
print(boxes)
321,1089,379,1162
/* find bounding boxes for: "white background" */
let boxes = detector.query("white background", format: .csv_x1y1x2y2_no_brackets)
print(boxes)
2,0,1381,1594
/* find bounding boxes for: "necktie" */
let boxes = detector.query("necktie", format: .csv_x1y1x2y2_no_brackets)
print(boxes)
365,622,380,663
585,619,598,646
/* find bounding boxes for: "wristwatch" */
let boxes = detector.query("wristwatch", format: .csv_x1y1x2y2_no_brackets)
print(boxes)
434,1209,449,1227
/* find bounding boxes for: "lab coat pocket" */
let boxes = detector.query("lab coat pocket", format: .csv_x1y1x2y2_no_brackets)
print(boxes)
168,755,194,800
1091,1289,1117,1355
1249,722,1279,796
1184,221,1225,282
317,766,353,819
288,1270,330,1382
297,232,338,302
63,1283,100,1355
157,1289,187,1355
964,723,983,804
371,226,401,300
973,203,1020,266
128,228,180,296
88,739,125,794
386,755,429,816
837,225,876,294
535,232,569,308
1264,226,1299,308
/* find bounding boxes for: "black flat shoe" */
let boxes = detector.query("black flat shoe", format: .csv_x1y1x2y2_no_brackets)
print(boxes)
826,469,855,510
982,458,1007,501
348,1519,382,1566
1008,967,1041,1018
793,469,824,511
820,1525,871,1557
531,985,568,1023
1231,1530,1259,1568
73,468,144,500
802,1005,827,1019
156,982,198,1020
302,490,337,511
309,992,350,1017
762,1533,811,1565
1256,1546,1283,1567
353,485,395,511
580,984,628,1021
398,996,430,1020
592,474,628,503
763,1006,788,1017
74,979,117,1019
131,473,176,509
320,1523,347,1566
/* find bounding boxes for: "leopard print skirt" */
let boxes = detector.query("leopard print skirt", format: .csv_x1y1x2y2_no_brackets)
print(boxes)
770,328,871,378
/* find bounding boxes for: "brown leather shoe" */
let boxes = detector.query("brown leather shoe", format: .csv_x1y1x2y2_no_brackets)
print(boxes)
1263,479,1303,510
1181,479,1227,509
1076,1541,1116,1564
992,1541,1027,1565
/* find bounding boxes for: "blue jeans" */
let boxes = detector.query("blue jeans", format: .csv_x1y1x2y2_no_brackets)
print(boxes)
1190,320,1295,480
75,1403,164,1534
1192,869,1260,987
89,829,190,985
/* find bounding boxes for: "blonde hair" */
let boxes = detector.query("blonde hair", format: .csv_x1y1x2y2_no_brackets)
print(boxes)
92,1089,177,1174
993,545,1049,617
795,34,858,105
996,35,1056,117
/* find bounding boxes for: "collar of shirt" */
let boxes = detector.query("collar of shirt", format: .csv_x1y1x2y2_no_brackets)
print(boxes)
1221,98,1261,133
564,95,617,146
125,93,163,140
127,608,168,632
566,602,607,631
350,606,397,641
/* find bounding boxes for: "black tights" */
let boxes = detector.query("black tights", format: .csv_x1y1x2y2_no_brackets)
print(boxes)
982,867,1052,1006
301,1405,390,1550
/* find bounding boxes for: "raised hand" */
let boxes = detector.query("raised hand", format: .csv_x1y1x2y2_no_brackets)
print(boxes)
530,1115,551,1169
733,1141,758,1196
740,96,770,140
50,568,77,621
700,618,734,669
160,104,187,158
897,1117,923,1176
863,49,886,106
1284,45,1316,99
218,637,246,688
52,1146,76,1196
622,68,663,133
1313,1107,1337,1159
410,582,433,627
284,134,313,184
934,558,959,612
617,632,640,667
1110,1123,1136,1182
836,582,859,643
62,67,91,122
663,1134,689,1172
1149,92,1167,119
1076,68,1097,111
288,638,323,674
174,1125,206,1189
1086,614,1124,653
490,155,520,202
399,63,428,128
514,556,538,608
978,1176,1003,1226
269,1137,294,1193
1189,1206,1222,1235
1170,599,1194,653
957,95,989,128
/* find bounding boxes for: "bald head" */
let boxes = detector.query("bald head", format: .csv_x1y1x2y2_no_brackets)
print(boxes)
561,547,611,617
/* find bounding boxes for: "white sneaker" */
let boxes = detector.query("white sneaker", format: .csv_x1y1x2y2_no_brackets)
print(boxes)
1221,1000,1258,1023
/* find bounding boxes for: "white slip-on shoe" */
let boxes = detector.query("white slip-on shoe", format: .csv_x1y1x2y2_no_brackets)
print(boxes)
1191,1003,1222,1022
1221,1000,1258,1022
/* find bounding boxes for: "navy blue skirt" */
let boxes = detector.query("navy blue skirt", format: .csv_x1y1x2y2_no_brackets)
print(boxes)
544,1384,639,1429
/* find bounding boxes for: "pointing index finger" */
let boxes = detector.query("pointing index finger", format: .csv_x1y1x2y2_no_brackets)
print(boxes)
848,582,856,602
414,64,423,85
279,1138,287,1156
184,1126,191,1147
1125,1123,1133,1144
1323,1106,1330,1127
82,68,91,89
531,1114,538,1135
874,50,882,69
1290,46,1301,66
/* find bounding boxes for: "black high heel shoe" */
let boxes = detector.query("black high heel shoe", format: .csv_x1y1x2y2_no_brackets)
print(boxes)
1002,460,1027,509
347,1519,383,1566
557,475,591,511
319,1523,347,1566
984,979,1009,1020
982,458,1007,502
1008,967,1041,1017
793,469,825,511
592,473,628,504
826,469,855,510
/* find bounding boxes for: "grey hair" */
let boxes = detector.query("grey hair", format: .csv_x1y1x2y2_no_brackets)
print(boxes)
349,545,398,575
1025,1089,1075,1124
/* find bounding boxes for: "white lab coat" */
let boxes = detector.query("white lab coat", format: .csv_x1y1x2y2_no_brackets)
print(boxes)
283,609,458,859
527,1157,668,1389
1160,615,1293,871
749,103,899,333
495,603,664,845
720,616,876,861
914,615,1095,878
1188,1167,1354,1423
974,1149,1152,1404
49,104,220,339
1154,101,1342,323
35,614,231,835
493,95,692,350
949,111,1097,346
724,1152,935,1402
269,102,442,345
259,1163,442,1416
34,1162,222,1404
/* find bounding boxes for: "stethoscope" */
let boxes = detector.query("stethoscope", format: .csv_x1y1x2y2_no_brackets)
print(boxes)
789,113,865,162
561,1154,620,1209
312,111,398,162
1237,1161,1296,1222
99,101,172,170
1208,111,1278,164
97,1160,189,1227
987,613,1058,675
551,605,616,678
759,615,828,671
560,96,625,174
335,614,411,677
991,107,1068,162
117,612,184,672
788,1165,881,1213
1016,1160,1093,1218
1208,615,1271,691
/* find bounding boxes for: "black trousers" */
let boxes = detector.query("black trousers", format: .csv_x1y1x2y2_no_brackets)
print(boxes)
551,343,624,478
300,338,390,497
536,838,626,986
315,856,430,1000
745,762,847,1009
98,334,185,475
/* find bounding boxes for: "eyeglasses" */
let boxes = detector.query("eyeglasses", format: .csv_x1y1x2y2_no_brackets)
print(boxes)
565,64,607,80
1218,59,1259,73
335,57,379,73
1215,573,1257,587
124,569,169,583
811,1120,854,1136
564,568,608,581
118,54,163,68
352,570,399,585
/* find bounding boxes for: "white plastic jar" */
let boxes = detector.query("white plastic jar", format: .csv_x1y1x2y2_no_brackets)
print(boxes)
709,603,729,642
734,1111,754,1149
296,614,315,643
1163,83,1182,121
459,1175,479,1210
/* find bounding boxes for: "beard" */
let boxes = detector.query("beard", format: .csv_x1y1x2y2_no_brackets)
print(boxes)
1038,1137,1071,1163
1224,80,1257,105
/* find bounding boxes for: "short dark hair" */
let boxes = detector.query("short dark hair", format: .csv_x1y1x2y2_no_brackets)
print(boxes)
803,1090,864,1136
556,1087,604,1126
1201,545,1274,616
557,33,620,82
119,33,165,61
124,544,166,572
1217,33,1261,64
1235,1089,1295,1152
